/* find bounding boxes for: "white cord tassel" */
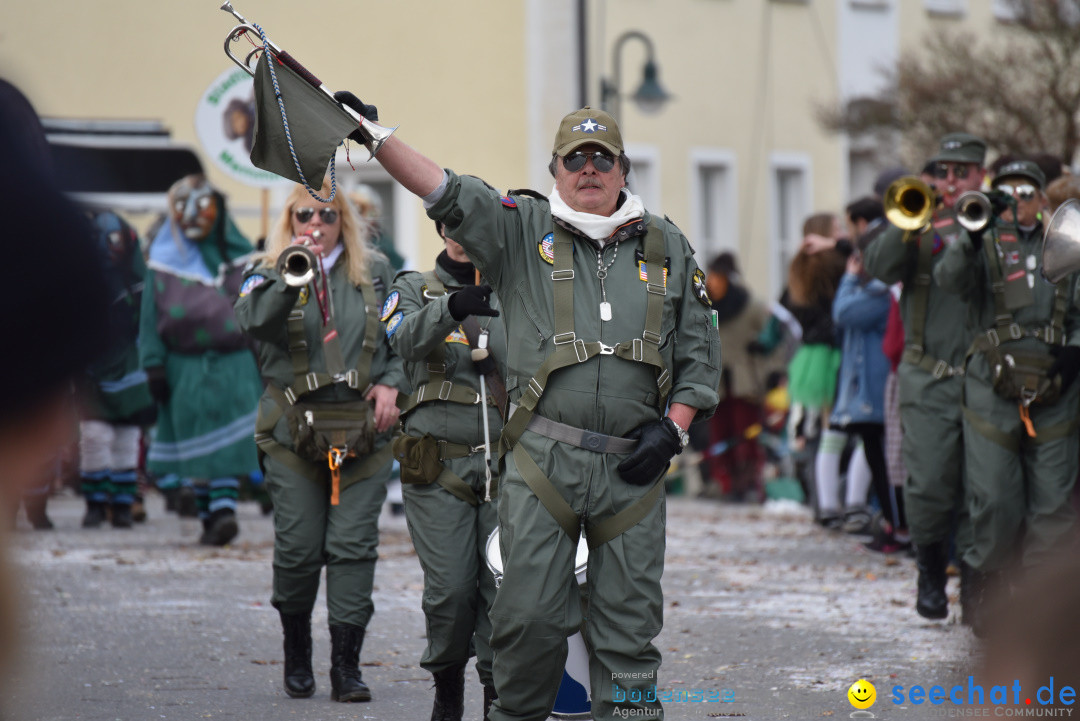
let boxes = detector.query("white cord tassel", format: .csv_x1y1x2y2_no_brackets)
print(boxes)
471,330,494,502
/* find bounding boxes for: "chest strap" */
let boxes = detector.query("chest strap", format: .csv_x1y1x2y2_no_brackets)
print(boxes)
501,224,671,452
282,279,381,403
397,271,498,416
902,216,964,378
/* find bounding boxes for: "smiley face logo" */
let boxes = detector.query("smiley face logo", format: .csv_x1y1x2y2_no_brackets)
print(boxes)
847,679,876,709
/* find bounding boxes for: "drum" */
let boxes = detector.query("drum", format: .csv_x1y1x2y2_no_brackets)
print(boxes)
484,528,593,720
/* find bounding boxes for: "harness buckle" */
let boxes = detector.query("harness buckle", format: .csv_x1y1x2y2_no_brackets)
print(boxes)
599,342,616,356
986,329,1001,347
438,381,453,401
553,332,577,345
551,269,575,281
471,443,487,455
345,369,360,388
305,373,320,391
284,388,298,404
631,338,643,361
1008,323,1024,340
932,360,951,379
646,282,667,296
642,330,663,345
573,339,588,363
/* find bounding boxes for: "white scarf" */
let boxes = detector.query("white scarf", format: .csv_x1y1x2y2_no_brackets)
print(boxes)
548,186,645,243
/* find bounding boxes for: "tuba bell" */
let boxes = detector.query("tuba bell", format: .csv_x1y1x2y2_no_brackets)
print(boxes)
1042,199,1080,284
884,176,937,235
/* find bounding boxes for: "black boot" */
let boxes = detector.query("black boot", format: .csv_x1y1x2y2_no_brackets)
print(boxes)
199,509,238,546
429,661,465,721
24,495,53,530
82,501,107,528
110,503,133,529
914,541,948,619
483,683,498,721
329,624,371,702
279,613,315,698
177,486,199,518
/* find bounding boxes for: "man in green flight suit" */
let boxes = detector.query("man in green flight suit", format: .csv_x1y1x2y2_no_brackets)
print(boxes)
386,221,507,721
336,90,721,721
934,159,1080,636
863,133,986,623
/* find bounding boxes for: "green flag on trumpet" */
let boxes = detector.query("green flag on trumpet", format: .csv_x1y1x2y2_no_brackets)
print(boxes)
249,58,358,190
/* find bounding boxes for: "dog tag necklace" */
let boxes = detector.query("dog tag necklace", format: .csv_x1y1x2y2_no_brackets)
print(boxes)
597,242,618,321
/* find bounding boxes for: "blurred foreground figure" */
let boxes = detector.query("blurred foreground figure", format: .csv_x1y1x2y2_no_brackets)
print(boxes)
0,77,113,712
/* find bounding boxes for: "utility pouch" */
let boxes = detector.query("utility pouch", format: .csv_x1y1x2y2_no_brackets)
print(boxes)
286,400,376,462
391,433,444,484
988,349,1061,406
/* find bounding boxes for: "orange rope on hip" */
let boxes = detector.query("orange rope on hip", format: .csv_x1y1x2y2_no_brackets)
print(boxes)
1019,402,1037,438
328,448,347,505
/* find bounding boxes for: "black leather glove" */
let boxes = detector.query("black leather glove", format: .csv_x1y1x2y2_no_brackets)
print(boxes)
333,91,379,144
145,366,170,405
616,418,683,486
447,284,499,321
1049,345,1080,394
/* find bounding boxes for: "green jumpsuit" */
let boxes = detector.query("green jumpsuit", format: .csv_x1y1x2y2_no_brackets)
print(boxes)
428,173,721,721
234,255,406,627
863,214,973,552
386,265,506,686
934,220,1080,572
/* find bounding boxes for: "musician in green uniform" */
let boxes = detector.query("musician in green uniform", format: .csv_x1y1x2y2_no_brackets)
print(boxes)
863,133,985,622
338,91,721,721
234,182,405,702
386,221,506,721
933,159,1080,636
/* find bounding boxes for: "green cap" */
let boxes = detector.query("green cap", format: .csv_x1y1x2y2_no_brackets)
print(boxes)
993,159,1046,190
552,107,623,157
931,132,987,165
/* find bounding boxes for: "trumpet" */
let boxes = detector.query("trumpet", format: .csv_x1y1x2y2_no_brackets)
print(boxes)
954,189,1014,233
884,176,938,234
277,232,320,287
220,1,396,157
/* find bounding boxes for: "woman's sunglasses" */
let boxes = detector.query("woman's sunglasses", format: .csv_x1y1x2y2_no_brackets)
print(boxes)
294,207,339,224
562,151,616,173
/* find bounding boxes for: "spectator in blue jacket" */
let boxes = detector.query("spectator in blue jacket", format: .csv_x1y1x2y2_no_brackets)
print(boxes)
831,244,908,552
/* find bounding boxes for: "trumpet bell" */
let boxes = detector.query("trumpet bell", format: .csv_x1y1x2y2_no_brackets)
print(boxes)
955,191,993,233
884,176,936,233
277,244,318,287
1042,199,1080,284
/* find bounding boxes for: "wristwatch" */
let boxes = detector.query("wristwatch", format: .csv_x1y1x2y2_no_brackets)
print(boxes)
665,418,690,452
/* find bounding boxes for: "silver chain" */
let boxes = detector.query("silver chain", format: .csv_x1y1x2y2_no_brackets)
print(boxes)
597,242,618,305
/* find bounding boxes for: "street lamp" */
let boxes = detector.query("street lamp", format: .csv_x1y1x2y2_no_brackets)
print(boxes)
600,30,671,121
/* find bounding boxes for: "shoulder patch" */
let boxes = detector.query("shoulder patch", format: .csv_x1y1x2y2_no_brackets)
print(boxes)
634,249,671,283
380,290,400,321
385,311,404,338
445,326,469,345
538,232,555,265
500,196,517,209
691,269,711,307
239,274,267,297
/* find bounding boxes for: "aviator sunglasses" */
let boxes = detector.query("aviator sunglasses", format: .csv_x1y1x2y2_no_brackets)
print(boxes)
294,207,340,224
562,150,616,173
932,163,973,180
993,183,1038,202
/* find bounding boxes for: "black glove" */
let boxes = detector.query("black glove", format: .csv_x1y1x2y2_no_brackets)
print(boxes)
968,226,985,251
447,284,499,321
333,91,379,144
1049,345,1080,394
145,366,170,405
616,418,683,486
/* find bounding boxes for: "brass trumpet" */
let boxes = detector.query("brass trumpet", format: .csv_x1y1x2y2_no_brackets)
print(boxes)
276,232,320,287
220,1,396,157
884,176,937,234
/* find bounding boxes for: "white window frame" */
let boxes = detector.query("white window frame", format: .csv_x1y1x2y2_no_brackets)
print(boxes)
624,143,662,215
769,153,813,298
689,148,738,261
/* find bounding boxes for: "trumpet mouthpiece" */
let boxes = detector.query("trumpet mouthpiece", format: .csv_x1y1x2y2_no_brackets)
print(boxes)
310,230,323,240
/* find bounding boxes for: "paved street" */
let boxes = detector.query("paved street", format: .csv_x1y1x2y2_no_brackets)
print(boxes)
4,491,975,720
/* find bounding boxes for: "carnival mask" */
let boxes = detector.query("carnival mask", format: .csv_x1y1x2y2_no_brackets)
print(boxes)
168,175,219,241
